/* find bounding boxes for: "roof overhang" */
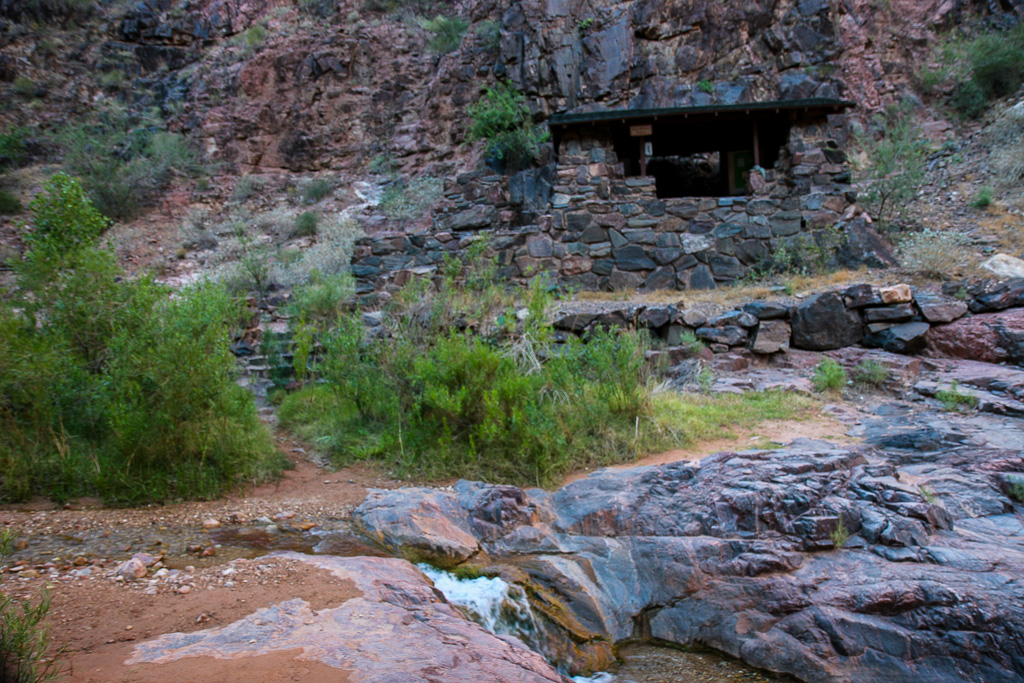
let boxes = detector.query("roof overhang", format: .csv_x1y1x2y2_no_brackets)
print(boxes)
548,98,856,129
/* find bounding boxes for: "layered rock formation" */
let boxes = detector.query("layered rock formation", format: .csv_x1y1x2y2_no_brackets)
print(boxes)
354,423,1024,681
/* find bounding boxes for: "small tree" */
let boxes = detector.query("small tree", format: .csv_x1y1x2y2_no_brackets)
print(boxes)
468,81,549,171
857,107,928,230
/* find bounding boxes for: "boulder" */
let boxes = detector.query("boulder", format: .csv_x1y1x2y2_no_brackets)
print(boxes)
863,304,915,323
863,321,930,354
613,245,656,271
980,254,1024,280
791,292,864,350
355,438,1024,683
353,489,481,567
836,218,898,269
707,310,758,328
742,301,790,320
843,284,882,308
879,284,913,304
751,320,791,354
969,279,1024,313
914,291,968,323
925,308,1024,365
695,325,747,346
553,313,595,333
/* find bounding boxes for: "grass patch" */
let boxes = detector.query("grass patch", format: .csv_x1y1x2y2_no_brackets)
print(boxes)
971,187,993,209
935,381,977,412
852,359,889,387
812,359,847,392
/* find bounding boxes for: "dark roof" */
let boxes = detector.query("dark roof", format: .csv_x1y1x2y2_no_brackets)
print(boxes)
548,98,855,127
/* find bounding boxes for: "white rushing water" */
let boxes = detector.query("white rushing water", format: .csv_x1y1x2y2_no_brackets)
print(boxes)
417,564,543,643
417,564,622,682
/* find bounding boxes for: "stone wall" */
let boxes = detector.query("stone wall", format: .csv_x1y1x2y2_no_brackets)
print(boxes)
349,114,860,294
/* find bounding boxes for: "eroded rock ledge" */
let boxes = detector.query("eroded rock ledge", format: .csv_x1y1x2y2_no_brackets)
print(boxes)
354,435,1024,682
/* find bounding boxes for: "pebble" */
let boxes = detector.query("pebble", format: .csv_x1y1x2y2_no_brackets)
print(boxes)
202,518,221,529
178,585,192,594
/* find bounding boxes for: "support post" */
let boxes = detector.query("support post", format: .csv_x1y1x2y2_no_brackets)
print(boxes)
640,137,647,176
752,119,761,167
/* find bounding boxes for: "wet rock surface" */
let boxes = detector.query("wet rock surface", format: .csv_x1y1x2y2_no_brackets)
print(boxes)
354,399,1024,682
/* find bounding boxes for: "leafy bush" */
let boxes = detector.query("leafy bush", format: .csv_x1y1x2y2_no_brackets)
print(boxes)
0,127,28,170
289,271,354,325
922,24,1024,118
301,178,334,203
13,77,34,97
468,81,549,171
54,111,203,221
422,15,469,55
898,229,971,279
293,210,319,237
20,173,109,266
812,358,847,392
0,530,62,683
697,79,714,94
857,106,928,229
1,182,281,504
274,215,362,286
852,359,889,387
761,226,845,277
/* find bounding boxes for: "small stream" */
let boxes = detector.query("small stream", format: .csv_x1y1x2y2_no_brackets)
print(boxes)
419,565,783,683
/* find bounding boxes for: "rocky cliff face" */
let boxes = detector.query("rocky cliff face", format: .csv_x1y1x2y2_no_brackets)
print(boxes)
1,0,1016,178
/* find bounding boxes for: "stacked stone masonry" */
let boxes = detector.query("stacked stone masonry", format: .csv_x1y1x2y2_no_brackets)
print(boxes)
350,114,856,294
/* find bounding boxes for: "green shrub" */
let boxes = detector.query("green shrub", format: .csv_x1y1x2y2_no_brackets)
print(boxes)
300,0,335,17
293,210,319,237
936,380,977,412
0,183,281,504
1008,476,1024,504
0,189,21,215
852,359,889,387
380,176,443,223
54,112,204,221
301,178,334,203
289,271,354,325
926,24,1024,118
0,127,28,170
812,358,847,392
13,77,35,97
20,173,109,266
898,229,971,279
857,105,928,229
0,530,62,683
468,81,549,171
761,226,845,277
971,187,993,209
830,517,850,549
422,15,469,55
697,79,714,94
232,174,263,202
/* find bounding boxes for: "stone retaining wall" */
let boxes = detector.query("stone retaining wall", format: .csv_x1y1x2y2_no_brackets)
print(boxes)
350,115,860,295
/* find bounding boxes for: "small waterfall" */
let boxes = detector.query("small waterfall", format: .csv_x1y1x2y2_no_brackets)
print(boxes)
417,564,546,650
418,564,620,682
